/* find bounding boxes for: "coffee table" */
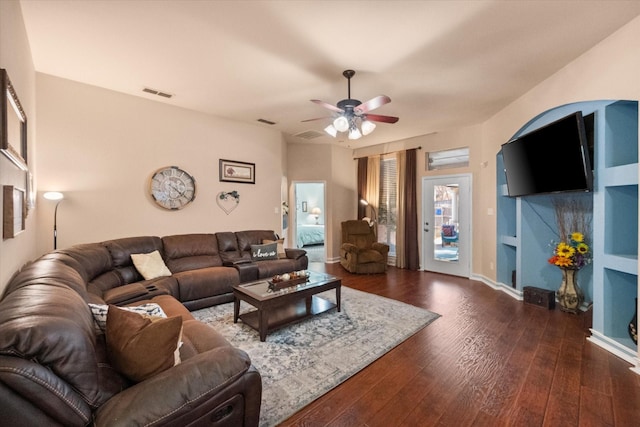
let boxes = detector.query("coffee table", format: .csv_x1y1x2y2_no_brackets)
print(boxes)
233,271,341,341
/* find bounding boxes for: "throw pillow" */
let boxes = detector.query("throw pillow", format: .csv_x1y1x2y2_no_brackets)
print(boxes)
250,243,278,261
106,305,182,383
263,238,286,259
131,250,172,280
88,302,167,334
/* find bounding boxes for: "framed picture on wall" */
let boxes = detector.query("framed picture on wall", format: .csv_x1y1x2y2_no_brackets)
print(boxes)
3,185,25,239
1,69,28,171
219,159,255,184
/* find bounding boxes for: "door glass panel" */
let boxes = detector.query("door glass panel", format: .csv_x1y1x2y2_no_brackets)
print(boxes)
434,184,459,262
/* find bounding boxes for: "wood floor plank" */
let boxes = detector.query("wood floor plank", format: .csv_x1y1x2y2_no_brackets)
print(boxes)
278,264,640,426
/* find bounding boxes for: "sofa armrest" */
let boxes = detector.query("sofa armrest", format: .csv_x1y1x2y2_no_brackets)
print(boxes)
93,347,261,427
223,259,253,266
102,283,149,305
372,242,390,255
0,356,93,427
285,248,306,260
340,243,359,254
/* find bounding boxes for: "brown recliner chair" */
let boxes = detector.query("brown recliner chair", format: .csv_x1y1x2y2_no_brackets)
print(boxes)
340,220,389,274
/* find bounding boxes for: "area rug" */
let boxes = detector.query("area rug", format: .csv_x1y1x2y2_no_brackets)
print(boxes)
192,286,440,426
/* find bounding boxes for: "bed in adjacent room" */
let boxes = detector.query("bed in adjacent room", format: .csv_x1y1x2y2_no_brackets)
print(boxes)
297,224,325,247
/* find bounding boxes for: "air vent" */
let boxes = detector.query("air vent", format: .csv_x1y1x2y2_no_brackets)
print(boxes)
257,118,276,125
142,87,174,99
295,130,325,140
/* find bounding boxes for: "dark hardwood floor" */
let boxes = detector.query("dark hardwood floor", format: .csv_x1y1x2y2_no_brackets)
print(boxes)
280,263,640,426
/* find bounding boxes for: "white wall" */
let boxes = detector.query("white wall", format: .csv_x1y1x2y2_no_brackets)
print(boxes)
287,143,356,260
0,1,38,294
35,74,286,254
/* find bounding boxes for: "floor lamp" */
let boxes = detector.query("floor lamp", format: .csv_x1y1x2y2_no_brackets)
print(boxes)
43,192,64,249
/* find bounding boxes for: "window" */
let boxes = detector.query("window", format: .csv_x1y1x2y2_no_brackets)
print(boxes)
378,157,397,256
427,147,469,170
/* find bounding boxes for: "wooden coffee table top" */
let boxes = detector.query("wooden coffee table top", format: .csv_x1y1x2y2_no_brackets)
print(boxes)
233,271,340,302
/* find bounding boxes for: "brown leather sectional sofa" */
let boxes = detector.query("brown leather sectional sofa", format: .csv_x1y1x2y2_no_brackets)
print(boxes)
0,230,307,427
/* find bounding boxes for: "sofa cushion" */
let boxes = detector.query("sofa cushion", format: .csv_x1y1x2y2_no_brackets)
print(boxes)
88,302,167,333
103,237,164,285
106,305,182,383
172,266,240,302
131,250,172,280
359,249,385,264
56,243,114,284
250,243,278,261
255,258,306,279
236,230,278,253
179,319,232,360
163,233,223,272
263,238,286,259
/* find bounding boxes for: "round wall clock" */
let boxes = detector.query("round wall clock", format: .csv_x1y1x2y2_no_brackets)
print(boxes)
150,166,196,210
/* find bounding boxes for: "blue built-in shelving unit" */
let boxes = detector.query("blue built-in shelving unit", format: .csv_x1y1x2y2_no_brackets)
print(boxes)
496,100,639,369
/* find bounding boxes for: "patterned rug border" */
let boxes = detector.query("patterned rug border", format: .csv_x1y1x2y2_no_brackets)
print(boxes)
192,286,440,426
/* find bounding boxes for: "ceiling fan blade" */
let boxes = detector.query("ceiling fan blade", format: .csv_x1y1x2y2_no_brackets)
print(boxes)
311,99,344,113
365,113,399,124
354,95,391,114
301,117,330,122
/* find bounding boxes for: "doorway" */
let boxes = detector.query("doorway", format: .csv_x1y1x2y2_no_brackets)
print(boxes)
293,181,326,263
422,174,471,277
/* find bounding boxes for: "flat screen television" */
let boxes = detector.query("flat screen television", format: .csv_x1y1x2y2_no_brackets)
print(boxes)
501,111,593,197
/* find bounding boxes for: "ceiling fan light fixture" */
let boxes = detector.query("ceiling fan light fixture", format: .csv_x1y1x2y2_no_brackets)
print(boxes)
348,126,362,140
333,116,349,132
361,119,376,136
324,124,338,137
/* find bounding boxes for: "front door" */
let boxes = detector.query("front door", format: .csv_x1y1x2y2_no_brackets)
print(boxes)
422,174,471,277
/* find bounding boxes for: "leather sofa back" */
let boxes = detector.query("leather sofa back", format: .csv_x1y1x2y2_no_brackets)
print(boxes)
236,230,278,253
163,233,222,272
103,236,164,285
0,258,124,412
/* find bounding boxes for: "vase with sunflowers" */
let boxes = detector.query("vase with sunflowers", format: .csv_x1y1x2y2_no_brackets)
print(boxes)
548,231,591,313
548,197,592,313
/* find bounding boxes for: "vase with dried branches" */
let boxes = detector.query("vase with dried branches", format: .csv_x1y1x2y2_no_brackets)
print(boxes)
548,198,592,313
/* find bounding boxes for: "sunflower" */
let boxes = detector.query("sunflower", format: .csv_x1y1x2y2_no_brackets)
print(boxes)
570,232,584,243
576,242,589,254
556,242,575,258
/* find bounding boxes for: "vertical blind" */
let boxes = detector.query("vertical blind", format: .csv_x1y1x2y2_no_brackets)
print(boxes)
378,157,397,224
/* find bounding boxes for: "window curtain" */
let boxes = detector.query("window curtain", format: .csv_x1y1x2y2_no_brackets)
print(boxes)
365,155,380,223
396,149,419,270
357,157,368,219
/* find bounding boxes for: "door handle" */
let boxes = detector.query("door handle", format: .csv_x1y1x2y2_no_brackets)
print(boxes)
424,228,429,232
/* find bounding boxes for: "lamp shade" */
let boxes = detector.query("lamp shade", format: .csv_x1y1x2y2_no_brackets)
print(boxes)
311,207,321,215
333,116,349,132
361,120,376,135
348,127,362,140
43,191,64,201
324,124,338,137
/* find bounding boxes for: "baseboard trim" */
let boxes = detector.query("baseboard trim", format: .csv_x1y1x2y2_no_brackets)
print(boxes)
472,274,522,300
588,329,638,367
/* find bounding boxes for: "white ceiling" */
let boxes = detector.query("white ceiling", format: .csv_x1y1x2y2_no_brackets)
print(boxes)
19,0,640,148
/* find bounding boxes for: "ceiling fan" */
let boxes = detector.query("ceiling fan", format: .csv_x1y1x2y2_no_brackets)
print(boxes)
303,69,399,140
